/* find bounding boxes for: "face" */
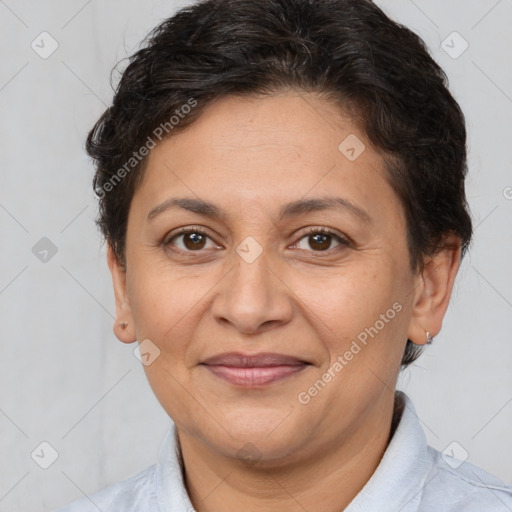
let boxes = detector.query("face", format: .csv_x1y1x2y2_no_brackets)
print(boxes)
109,91,459,466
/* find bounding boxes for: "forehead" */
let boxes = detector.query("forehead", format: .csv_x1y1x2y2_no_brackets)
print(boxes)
133,92,404,229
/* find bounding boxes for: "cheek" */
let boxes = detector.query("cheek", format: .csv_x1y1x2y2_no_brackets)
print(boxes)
296,263,406,361
126,263,202,344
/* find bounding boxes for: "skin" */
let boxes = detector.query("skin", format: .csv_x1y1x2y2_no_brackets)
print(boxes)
108,90,461,512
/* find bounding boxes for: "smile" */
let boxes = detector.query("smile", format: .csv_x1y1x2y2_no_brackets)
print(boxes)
200,352,311,387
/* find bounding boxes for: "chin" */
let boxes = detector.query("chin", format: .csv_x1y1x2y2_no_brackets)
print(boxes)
197,410,311,465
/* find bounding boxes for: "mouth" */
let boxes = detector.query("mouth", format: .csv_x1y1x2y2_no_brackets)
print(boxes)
200,352,311,387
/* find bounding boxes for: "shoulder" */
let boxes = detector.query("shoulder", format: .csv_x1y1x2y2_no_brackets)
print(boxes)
54,464,158,512
420,446,512,511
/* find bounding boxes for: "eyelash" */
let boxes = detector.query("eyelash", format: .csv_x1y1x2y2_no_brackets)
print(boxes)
164,226,350,254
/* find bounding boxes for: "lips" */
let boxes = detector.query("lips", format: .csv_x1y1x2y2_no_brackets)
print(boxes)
200,352,310,386
202,352,308,367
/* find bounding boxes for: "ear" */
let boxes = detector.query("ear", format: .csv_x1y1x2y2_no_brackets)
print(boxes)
107,244,137,343
407,235,462,346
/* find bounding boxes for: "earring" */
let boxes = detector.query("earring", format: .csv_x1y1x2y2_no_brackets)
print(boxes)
120,322,128,329
426,331,433,345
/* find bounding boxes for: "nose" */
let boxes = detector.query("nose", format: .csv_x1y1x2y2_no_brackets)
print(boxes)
211,248,294,335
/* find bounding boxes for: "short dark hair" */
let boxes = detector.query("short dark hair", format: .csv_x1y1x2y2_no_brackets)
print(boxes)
86,0,473,367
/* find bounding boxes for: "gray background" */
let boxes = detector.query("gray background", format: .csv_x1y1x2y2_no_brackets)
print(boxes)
0,1,511,511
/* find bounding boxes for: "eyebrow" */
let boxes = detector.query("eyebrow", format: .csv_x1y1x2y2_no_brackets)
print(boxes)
278,197,372,224
147,197,225,221
147,196,372,224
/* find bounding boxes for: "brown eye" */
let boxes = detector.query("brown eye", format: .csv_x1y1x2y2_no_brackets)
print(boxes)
182,231,207,250
293,228,349,253
308,232,333,251
166,229,218,252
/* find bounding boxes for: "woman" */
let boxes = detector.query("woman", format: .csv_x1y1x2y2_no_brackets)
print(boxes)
56,0,512,510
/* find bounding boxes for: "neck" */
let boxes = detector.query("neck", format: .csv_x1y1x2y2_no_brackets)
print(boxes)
176,392,401,512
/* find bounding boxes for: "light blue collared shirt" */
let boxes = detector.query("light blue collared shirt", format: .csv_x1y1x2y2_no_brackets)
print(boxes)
55,392,512,511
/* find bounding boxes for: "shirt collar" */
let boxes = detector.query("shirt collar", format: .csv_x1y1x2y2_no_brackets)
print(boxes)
155,391,433,512
155,424,195,511
345,391,434,512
